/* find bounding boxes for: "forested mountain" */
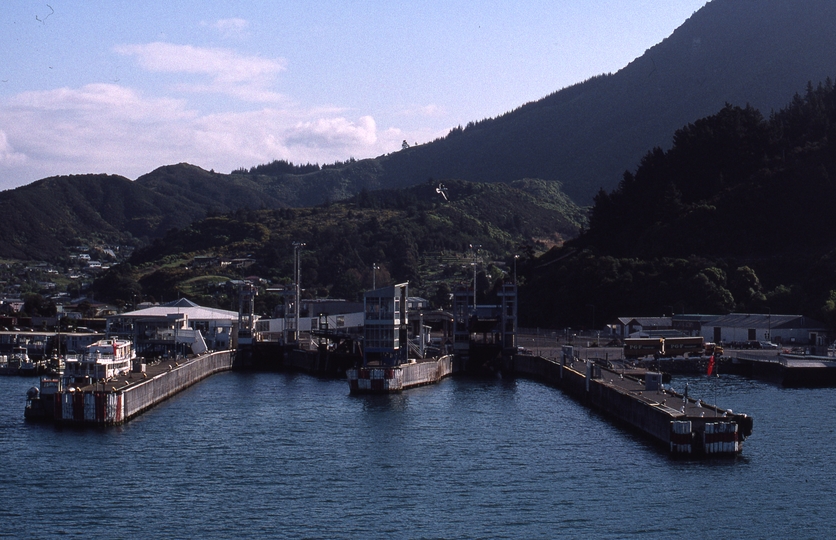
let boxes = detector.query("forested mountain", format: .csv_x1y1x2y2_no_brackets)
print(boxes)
3,0,834,263
237,0,836,205
519,79,836,329
90,179,584,308
0,164,291,260
93,78,836,329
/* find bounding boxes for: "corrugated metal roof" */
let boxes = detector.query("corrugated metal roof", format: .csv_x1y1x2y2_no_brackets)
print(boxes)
707,313,827,330
618,317,671,327
117,300,238,321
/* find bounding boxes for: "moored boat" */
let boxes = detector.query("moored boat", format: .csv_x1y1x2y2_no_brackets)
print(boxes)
1,346,46,376
0,354,16,375
25,338,137,422
17,347,47,377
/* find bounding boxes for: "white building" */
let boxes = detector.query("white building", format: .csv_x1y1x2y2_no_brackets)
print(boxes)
106,298,239,357
699,313,828,346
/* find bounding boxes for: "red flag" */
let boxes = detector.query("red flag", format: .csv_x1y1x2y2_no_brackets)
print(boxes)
707,354,715,376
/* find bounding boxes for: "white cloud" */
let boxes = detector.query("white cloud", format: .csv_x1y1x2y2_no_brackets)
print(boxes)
0,85,197,183
0,84,412,189
0,130,27,166
399,104,446,118
0,41,439,190
114,42,287,102
210,18,250,39
10,83,191,120
287,116,378,149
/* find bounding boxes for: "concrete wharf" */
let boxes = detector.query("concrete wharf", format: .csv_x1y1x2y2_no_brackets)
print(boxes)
27,336,754,457
727,352,836,387
347,355,455,393
47,350,235,426
504,350,753,455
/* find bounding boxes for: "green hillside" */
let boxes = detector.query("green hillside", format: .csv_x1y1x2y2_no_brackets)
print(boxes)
90,178,585,309
3,1,835,264
0,164,292,260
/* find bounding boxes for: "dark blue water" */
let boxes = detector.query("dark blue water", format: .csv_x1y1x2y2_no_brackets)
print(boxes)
2,370,834,539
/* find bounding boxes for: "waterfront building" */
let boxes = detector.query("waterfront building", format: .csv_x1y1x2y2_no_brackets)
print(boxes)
105,298,238,357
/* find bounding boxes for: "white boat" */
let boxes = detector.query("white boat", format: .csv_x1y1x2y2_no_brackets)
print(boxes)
16,346,40,376
63,339,135,386
0,354,16,375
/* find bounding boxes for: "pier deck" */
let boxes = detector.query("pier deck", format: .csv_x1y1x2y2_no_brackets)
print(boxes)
48,350,235,425
724,352,836,387
505,352,753,455
565,356,734,418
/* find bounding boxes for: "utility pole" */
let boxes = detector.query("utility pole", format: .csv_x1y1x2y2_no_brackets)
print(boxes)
469,243,481,311
293,241,305,342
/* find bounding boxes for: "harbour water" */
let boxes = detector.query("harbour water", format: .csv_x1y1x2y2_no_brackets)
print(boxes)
2,370,835,538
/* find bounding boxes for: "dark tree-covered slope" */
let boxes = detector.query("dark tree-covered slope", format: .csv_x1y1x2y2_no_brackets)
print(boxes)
519,79,836,329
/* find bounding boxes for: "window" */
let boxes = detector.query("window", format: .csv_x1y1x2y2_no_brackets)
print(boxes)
336,316,345,327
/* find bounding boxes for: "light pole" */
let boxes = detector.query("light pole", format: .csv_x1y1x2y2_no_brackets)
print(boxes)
513,254,519,285
372,263,379,290
469,243,481,310
293,241,305,342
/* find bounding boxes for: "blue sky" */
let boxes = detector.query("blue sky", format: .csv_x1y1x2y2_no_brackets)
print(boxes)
0,1,707,190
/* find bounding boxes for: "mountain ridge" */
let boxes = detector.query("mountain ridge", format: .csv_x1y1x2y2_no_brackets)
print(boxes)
252,0,836,204
3,0,836,261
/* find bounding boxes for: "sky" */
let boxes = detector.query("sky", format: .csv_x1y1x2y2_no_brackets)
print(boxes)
0,1,708,191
